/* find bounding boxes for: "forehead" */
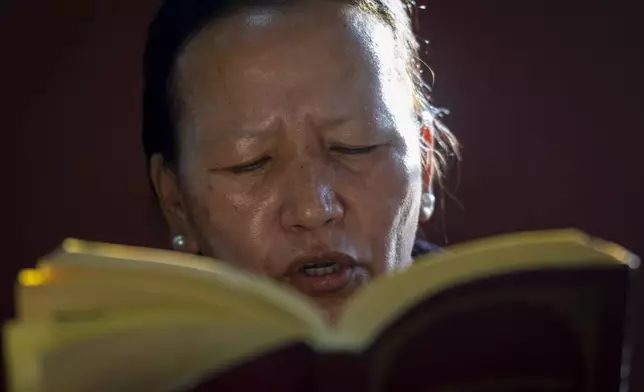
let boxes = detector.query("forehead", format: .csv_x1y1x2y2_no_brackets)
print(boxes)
175,3,408,131
179,3,395,72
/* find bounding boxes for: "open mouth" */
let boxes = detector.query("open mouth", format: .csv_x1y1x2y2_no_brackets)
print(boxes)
300,261,342,276
285,252,359,294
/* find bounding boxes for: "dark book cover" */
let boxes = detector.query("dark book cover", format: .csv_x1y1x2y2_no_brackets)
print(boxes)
184,267,628,392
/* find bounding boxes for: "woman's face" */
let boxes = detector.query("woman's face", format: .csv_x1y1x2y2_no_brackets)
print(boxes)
152,3,431,321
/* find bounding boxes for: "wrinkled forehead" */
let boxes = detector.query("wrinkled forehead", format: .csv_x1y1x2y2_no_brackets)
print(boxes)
171,1,416,144
181,2,396,51
174,3,405,97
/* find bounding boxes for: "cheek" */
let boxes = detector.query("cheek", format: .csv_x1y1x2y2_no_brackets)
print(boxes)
383,151,422,233
182,173,278,270
372,145,423,263
373,142,422,211
344,144,422,237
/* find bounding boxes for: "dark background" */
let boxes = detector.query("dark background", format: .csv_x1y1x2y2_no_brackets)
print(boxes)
2,0,643,390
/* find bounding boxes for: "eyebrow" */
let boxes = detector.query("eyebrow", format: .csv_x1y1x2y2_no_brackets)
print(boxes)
308,115,351,131
198,132,272,151
199,115,283,144
198,113,360,148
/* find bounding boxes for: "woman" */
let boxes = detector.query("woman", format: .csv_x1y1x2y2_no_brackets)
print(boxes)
143,0,457,322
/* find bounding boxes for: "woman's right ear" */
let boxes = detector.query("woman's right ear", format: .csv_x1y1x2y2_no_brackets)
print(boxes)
149,154,198,252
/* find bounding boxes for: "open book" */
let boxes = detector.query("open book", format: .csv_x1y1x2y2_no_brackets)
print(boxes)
3,230,639,392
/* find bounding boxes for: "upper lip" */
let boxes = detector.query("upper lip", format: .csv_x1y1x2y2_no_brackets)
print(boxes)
284,251,357,276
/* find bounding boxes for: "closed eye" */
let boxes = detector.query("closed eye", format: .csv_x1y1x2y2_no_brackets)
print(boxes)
330,145,379,155
226,157,271,174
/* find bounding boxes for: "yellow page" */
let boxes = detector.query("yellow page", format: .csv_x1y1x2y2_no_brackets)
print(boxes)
17,264,325,338
20,239,329,337
337,229,635,347
5,312,309,392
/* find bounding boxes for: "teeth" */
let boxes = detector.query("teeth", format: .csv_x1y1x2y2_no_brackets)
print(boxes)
302,263,340,276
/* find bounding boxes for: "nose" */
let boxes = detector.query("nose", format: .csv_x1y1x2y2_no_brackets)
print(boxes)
280,161,344,232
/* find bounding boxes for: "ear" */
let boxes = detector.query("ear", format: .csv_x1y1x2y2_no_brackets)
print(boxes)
419,124,435,223
149,154,200,253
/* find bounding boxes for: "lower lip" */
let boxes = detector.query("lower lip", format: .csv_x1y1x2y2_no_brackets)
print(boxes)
287,264,355,295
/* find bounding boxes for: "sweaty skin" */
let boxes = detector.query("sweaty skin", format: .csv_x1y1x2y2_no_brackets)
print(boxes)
151,3,431,322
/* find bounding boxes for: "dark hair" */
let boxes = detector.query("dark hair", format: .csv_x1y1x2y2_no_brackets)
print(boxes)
142,0,458,180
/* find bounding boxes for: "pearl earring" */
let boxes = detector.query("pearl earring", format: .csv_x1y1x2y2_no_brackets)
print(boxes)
421,193,435,218
172,234,186,251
